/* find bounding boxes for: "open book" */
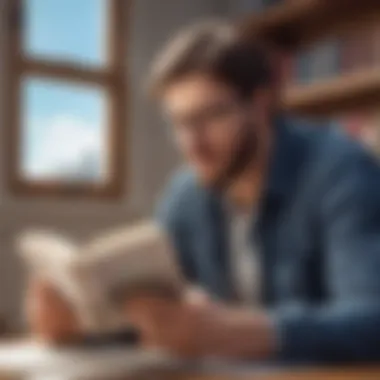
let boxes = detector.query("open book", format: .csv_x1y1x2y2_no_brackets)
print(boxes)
17,221,184,333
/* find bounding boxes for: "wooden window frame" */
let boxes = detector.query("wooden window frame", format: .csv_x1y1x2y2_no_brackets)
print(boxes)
6,0,129,199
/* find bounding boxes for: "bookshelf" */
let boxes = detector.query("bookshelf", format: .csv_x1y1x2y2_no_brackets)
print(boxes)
283,68,380,116
243,0,380,51
243,0,380,117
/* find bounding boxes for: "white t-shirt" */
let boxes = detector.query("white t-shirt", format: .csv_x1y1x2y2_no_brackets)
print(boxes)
228,209,261,305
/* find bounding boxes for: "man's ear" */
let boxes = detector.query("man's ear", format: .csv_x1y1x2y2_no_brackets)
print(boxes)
250,87,273,126
265,47,291,110
270,49,292,86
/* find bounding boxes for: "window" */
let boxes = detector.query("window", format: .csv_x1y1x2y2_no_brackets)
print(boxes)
7,0,128,198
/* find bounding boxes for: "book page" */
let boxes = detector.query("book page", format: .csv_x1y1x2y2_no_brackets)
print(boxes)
72,221,184,330
17,221,185,332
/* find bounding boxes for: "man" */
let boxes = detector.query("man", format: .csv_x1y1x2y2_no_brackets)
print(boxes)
29,21,380,363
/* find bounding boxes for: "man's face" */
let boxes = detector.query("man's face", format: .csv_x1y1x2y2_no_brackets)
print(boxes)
161,74,257,188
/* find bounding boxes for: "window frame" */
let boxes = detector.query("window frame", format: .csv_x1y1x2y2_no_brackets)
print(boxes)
6,0,129,198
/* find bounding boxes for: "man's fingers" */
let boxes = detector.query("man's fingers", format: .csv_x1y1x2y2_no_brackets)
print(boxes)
185,287,210,306
123,290,213,357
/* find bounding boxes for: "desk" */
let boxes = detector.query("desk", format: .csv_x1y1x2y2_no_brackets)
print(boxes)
0,342,379,380
174,367,380,380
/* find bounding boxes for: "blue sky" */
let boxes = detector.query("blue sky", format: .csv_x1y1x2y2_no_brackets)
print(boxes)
25,0,106,66
22,0,108,182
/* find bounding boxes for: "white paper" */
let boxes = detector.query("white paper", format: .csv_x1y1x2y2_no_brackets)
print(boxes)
0,342,176,380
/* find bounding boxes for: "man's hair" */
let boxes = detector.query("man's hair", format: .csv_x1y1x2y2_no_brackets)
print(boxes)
149,20,273,99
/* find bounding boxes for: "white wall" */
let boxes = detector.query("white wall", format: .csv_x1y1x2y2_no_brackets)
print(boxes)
0,0,229,327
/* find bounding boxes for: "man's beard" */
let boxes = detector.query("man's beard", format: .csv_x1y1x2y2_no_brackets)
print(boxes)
211,123,259,192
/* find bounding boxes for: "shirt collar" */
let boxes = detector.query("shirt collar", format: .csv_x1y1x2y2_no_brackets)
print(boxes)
205,116,302,208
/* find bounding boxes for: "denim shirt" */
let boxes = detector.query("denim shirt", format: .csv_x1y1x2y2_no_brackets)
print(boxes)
157,118,380,363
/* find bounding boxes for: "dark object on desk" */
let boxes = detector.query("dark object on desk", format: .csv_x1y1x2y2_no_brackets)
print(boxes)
72,327,140,348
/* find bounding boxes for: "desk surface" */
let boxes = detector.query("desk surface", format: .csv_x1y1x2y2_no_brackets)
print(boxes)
0,342,379,380
175,367,380,380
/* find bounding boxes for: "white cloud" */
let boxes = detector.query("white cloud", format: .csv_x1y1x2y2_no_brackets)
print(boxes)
24,115,108,182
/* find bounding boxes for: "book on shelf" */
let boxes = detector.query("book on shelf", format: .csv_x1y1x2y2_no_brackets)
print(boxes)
343,112,380,154
338,24,380,144
286,38,340,86
340,25,380,74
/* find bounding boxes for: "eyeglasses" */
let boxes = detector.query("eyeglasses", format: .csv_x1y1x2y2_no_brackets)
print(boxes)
167,99,245,134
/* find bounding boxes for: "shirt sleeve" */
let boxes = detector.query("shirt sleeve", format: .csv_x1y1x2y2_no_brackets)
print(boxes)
275,145,380,363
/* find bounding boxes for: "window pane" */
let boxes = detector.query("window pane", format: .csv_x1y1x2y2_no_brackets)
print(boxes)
21,78,109,184
23,0,108,67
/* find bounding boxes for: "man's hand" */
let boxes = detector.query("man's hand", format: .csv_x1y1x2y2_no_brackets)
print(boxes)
26,279,82,344
124,290,277,360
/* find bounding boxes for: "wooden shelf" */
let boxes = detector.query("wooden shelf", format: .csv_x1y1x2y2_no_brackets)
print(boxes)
241,0,380,50
283,68,380,116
